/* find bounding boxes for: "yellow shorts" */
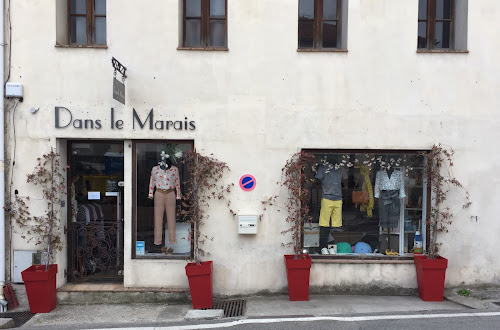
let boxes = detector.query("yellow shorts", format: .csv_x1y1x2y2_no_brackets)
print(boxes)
319,199,343,227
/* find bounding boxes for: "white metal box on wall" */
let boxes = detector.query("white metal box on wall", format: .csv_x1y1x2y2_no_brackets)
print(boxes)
13,250,37,283
238,215,258,234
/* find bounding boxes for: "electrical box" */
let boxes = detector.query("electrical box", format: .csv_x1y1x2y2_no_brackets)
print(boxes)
13,250,38,283
304,223,319,247
238,215,258,234
5,83,23,98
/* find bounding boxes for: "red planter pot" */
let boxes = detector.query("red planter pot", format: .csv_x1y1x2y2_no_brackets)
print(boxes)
21,264,58,313
284,254,312,301
185,261,213,309
414,255,448,301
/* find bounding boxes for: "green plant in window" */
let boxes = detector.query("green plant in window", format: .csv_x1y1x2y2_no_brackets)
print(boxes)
180,150,234,264
422,144,471,258
5,148,66,271
262,151,316,258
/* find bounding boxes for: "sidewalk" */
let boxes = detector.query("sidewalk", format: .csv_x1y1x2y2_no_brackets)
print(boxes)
2,284,499,329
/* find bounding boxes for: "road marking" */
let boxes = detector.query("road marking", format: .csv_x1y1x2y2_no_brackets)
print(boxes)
91,311,500,330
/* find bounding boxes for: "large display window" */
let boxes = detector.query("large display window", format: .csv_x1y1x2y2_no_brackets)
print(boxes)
133,141,194,258
303,150,427,256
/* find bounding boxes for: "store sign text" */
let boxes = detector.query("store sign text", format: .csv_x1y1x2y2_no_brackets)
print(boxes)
54,107,196,131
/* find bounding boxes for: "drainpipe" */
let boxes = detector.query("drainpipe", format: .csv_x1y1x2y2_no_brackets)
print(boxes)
0,0,6,299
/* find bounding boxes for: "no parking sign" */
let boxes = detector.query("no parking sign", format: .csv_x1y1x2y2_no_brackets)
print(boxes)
239,174,256,191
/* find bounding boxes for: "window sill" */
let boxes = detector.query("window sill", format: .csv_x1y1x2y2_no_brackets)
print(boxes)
55,44,108,49
177,47,228,51
416,49,469,54
134,255,190,260
297,48,348,53
311,254,414,264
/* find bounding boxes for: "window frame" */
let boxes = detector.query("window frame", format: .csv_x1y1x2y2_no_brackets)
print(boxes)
181,0,228,50
302,149,429,261
418,0,455,50
67,0,107,46
132,140,195,260
298,0,343,51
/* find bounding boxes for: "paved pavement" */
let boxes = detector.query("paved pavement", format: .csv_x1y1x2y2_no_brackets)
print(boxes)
0,284,498,329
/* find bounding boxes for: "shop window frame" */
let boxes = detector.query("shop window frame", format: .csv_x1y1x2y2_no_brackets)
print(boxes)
132,140,195,260
302,148,430,262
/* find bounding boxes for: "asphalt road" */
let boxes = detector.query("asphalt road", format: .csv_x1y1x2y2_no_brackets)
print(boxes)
20,311,500,330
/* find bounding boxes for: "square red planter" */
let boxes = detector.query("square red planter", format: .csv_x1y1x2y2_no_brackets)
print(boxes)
284,254,312,301
21,264,58,313
414,255,448,301
185,261,213,309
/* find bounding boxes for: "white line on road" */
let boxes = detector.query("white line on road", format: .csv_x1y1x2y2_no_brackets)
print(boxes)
92,311,500,330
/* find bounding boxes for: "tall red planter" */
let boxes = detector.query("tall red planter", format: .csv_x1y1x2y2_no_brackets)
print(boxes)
414,255,448,301
284,254,312,301
185,261,213,309
21,264,58,313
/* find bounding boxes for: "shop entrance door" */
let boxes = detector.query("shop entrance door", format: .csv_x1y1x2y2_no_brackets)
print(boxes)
67,141,124,283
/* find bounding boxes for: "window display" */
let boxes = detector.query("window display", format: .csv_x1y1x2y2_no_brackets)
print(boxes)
305,151,427,256
134,141,193,257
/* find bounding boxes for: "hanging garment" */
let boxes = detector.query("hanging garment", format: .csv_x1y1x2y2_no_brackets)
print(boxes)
359,165,374,217
148,165,181,198
374,170,406,199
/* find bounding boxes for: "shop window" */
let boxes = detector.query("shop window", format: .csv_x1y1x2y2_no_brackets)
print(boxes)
303,150,427,256
418,0,468,51
133,141,193,258
56,0,107,47
298,0,348,50
181,0,227,49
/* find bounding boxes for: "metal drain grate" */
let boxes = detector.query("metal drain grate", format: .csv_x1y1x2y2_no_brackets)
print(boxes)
0,311,36,327
492,302,500,307
210,299,246,317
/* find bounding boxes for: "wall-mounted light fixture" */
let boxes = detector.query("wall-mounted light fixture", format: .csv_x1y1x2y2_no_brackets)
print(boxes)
29,107,39,114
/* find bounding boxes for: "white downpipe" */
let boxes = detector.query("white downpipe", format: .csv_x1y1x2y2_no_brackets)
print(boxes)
0,0,6,299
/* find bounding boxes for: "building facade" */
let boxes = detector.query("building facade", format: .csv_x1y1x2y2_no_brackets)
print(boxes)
3,0,499,296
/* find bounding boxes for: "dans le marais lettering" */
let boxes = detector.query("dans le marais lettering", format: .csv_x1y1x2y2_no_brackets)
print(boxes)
54,107,196,130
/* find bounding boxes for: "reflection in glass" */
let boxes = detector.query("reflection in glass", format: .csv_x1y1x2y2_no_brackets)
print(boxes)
434,21,451,49
322,22,337,48
417,22,427,48
299,0,315,20
71,17,87,44
94,17,106,45
95,0,106,15
70,0,86,15
298,21,314,48
210,0,225,17
323,0,338,20
210,20,226,47
185,19,202,46
418,0,427,20
436,0,452,20
186,0,201,17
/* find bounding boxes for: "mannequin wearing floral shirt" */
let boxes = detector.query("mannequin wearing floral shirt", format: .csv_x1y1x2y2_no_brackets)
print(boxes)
148,157,181,246
374,168,405,228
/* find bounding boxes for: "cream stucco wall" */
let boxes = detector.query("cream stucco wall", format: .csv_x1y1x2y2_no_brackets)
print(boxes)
4,0,500,294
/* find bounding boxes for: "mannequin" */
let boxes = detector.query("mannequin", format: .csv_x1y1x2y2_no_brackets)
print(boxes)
315,157,348,253
148,154,181,247
374,165,405,252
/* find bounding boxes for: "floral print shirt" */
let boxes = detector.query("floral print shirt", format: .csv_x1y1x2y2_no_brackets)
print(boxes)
374,169,406,199
148,165,181,199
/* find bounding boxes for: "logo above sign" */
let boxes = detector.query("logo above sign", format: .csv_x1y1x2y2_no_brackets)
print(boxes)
239,174,256,191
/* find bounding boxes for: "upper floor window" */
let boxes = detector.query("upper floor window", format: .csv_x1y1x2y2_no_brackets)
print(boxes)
182,0,227,49
418,0,468,51
298,0,347,51
68,0,107,45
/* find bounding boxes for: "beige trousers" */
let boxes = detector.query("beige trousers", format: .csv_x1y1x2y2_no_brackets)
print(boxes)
153,189,176,245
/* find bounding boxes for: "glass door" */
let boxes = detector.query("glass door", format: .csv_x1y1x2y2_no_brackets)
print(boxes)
68,141,124,282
